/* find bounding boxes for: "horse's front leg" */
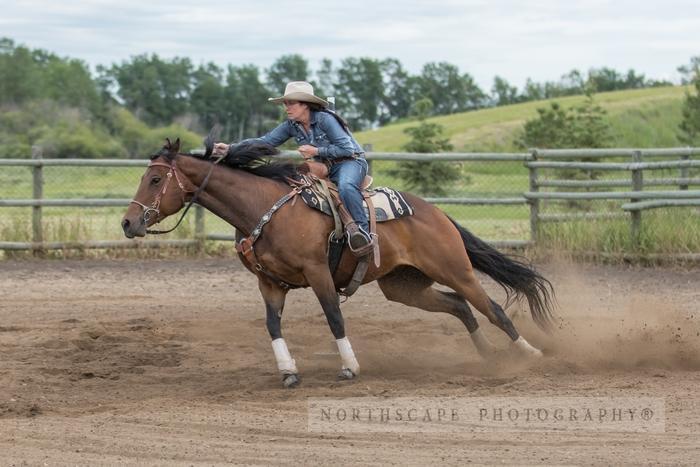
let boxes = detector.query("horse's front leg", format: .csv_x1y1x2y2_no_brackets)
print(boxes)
305,265,360,380
257,277,299,388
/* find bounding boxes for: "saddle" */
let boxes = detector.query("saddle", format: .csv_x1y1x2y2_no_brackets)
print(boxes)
293,166,414,298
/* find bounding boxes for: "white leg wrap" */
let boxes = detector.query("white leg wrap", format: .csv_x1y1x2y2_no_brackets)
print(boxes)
470,328,495,355
512,336,543,358
271,338,298,374
336,337,360,375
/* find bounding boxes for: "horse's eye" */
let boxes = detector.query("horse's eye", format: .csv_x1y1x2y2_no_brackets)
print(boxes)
151,176,161,185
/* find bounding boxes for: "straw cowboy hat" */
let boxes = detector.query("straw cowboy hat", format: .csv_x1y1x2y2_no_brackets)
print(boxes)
268,81,328,107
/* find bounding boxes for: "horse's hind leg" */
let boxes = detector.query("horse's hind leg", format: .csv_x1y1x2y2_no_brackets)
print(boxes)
446,269,543,358
378,267,497,358
413,246,543,358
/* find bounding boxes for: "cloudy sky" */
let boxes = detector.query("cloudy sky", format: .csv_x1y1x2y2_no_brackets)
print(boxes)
2,0,699,90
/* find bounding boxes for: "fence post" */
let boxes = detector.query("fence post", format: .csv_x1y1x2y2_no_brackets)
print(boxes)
679,149,689,190
528,149,539,243
363,143,373,176
31,146,45,256
630,150,643,246
195,205,205,255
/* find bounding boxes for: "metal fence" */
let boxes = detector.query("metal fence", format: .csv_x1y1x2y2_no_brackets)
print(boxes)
1,147,699,254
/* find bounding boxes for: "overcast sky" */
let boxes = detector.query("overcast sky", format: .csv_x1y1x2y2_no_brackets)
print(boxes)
2,0,699,91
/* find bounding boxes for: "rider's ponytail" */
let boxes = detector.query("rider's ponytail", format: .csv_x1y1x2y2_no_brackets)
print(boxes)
307,102,352,135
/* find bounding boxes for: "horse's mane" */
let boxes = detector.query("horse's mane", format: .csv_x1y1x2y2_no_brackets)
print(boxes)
205,138,301,181
152,135,300,181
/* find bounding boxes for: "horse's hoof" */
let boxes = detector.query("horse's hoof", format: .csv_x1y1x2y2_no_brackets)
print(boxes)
282,373,300,388
512,336,543,359
337,368,356,380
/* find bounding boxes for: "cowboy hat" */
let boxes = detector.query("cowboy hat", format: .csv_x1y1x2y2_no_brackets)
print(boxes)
268,81,328,107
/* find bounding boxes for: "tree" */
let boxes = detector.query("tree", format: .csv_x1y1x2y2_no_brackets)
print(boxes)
559,69,585,96
678,68,700,145
491,76,519,106
521,78,544,102
223,64,275,141
518,92,611,193
314,58,336,100
417,62,486,114
0,37,103,114
519,92,611,149
266,54,311,94
570,92,612,148
587,67,623,92
43,58,104,116
0,38,42,104
379,58,415,124
99,54,193,126
335,57,385,129
677,56,700,85
190,63,225,131
387,98,461,196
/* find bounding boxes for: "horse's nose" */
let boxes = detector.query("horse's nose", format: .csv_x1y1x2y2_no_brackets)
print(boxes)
121,218,131,233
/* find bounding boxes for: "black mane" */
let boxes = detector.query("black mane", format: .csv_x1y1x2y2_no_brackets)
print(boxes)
149,147,171,160
198,141,300,181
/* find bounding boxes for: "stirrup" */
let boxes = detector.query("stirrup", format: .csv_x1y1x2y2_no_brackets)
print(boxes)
347,227,375,257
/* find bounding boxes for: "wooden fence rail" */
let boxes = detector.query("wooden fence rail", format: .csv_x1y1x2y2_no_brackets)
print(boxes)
1,147,698,253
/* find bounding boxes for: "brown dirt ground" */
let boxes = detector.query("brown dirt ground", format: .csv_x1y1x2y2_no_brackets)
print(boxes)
0,258,699,465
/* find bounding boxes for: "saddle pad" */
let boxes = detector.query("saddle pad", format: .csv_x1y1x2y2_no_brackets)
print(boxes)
300,185,414,222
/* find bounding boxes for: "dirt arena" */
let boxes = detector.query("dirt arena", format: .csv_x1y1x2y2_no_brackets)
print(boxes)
1,257,699,465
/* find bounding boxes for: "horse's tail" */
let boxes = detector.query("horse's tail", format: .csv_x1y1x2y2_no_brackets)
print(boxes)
447,216,556,331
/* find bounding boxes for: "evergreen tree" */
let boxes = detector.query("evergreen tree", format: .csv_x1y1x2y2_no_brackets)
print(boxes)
679,69,700,145
518,92,611,191
387,99,462,196
519,91,611,149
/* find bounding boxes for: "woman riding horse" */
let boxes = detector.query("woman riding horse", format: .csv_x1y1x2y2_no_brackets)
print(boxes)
213,81,374,255
122,137,555,388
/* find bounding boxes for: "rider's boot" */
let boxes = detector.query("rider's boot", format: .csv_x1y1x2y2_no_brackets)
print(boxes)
346,222,374,257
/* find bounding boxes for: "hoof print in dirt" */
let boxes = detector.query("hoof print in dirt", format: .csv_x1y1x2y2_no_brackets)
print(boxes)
282,374,300,388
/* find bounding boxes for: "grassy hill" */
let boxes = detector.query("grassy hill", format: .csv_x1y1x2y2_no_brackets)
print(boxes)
356,86,690,152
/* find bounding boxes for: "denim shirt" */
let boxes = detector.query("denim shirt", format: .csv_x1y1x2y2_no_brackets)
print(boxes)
247,110,365,160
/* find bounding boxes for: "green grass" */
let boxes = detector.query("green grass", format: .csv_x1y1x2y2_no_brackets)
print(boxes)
356,86,690,152
539,209,700,256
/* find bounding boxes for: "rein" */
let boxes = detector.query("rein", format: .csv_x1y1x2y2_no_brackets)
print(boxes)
130,156,220,235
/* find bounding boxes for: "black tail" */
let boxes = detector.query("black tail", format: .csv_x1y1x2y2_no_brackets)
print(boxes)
447,216,556,331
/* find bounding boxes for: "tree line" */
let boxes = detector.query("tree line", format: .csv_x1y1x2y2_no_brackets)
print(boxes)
0,37,678,144
96,53,675,135
1,37,698,159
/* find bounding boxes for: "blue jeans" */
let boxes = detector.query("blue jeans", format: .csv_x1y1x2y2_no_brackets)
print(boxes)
328,158,369,232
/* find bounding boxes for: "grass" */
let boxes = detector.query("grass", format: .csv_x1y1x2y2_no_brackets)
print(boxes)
538,209,700,257
356,86,689,152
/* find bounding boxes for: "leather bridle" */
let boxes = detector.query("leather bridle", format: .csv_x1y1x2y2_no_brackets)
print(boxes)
130,156,218,235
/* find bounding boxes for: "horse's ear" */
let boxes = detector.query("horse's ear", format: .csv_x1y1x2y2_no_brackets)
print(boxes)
165,137,172,148
173,138,181,154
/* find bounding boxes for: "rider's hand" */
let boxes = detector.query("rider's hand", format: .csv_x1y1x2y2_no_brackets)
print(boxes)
213,142,229,156
299,145,318,160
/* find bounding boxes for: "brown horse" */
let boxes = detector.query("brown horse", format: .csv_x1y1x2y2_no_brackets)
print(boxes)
122,138,555,387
